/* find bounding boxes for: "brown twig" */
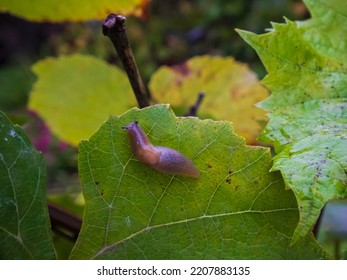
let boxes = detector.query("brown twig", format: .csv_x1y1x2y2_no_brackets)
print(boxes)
102,14,150,108
185,91,205,116
48,202,82,241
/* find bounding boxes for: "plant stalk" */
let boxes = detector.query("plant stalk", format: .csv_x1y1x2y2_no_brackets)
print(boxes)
185,91,205,116
102,14,150,108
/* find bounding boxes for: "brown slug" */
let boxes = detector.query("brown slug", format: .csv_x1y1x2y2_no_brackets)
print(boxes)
122,121,200,178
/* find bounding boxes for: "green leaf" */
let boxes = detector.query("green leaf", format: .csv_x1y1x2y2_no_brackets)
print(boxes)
265,99,347,243
70,104,327,259
29,54,136,146
0,112,56,259
237,0,347,243
299,0,347,62
149,55,269,144
0,0,149,22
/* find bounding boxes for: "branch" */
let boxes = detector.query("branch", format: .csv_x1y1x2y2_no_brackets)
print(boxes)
185,91,205,116
102,14,150,108
48,202,82,241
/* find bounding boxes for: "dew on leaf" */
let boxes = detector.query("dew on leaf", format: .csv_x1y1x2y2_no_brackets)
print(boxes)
125,216,131,227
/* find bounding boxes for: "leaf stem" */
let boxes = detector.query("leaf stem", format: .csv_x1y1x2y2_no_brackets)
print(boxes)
102,14,150,108
48,202,81,241
185,91,205,116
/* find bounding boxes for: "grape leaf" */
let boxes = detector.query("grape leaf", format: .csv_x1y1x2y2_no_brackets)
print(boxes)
70,104,327,259
29,54,136,146
237,0,347,243
0,0,149,22
149,55,269,144
299,0,347,62
0,112,56,259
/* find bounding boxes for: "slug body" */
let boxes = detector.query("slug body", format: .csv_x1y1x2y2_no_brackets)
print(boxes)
122,121,200,178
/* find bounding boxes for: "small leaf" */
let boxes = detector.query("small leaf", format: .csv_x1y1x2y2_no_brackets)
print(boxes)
29,54,136,146
237,0,347,243
0,112,56,259
0,0,149,22
149,55,269,144
70,104,327,259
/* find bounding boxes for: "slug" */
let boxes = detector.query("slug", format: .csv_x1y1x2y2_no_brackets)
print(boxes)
122,121,200,178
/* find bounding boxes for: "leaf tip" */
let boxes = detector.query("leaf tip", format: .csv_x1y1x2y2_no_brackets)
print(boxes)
235,28,255,39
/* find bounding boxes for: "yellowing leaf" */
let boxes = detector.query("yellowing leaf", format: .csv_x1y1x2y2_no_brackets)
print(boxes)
0,0,149,22
149,55,269,144
29,54,136,146
237,0,347,243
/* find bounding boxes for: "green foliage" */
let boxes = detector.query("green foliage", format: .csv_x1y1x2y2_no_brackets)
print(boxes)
0,112,56,259
1,0,343,260
128,0,306,81
301,0,347,62
70,105,327,259
0,64,35,111
237,0,347,243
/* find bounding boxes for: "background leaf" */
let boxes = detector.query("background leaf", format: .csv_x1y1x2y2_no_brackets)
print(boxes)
29,54,136,146
0,0,149,22
0,112,56,259
149,55,269,144
70,104,327,259
0,64,35,111
237,0,347,243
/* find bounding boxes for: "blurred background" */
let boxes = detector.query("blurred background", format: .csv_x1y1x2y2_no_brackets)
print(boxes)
1,0,345,259
0,0,308,198
0,0,308,112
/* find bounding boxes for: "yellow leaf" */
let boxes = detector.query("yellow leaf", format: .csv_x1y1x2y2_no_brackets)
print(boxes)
149,55,269,144
29,54,136,146
0,0,149,22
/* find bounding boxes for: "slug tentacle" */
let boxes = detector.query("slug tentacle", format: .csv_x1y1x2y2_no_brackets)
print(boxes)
122,121,200,178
